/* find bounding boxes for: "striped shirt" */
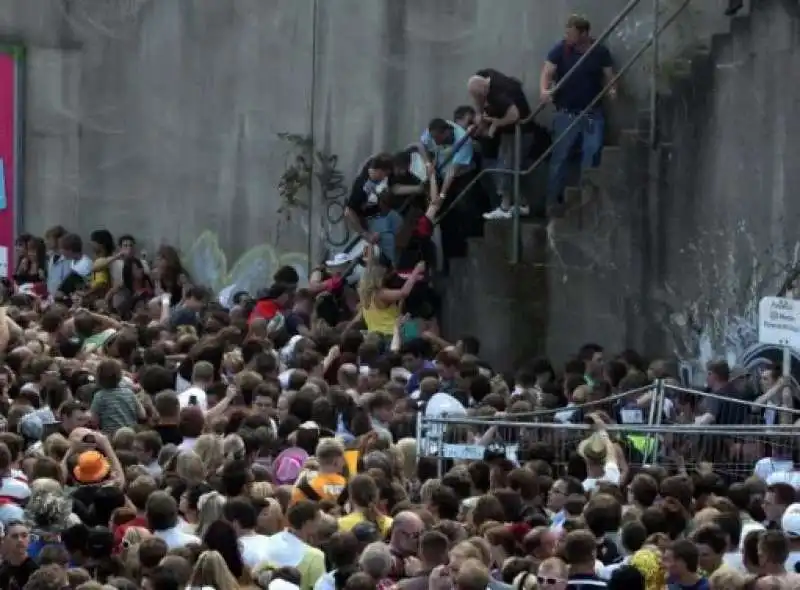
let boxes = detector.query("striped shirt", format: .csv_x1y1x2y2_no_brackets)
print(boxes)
90,387,140,434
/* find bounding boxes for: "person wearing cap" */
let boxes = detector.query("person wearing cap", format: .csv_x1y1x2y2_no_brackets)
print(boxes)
308,253,358,327
782,505,800,571
579,432,622,492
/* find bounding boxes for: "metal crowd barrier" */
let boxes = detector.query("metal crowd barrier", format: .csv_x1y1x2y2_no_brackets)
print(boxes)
417,380,800,480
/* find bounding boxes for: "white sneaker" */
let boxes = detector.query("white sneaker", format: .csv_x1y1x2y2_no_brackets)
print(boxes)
483,206,530,220
484,206,513,220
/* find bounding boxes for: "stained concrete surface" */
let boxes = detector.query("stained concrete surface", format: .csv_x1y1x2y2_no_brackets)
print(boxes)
449,0,800,369
6,0,784,368
6,0,730,272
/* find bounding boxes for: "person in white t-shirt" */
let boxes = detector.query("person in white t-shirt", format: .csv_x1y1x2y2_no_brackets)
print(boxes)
224,497,272,569
178,361,214,413
580,432,621,492
58,233,93,282
781,505,800,573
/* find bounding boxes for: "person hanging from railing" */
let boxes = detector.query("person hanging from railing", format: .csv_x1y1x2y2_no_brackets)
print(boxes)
540,14,616,218
453,105,498,219
356,244,425,340
344,153,405,267
416,117,478,268
466,69,536,221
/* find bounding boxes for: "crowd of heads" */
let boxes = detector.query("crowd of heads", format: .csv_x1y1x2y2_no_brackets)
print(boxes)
0,226,799,590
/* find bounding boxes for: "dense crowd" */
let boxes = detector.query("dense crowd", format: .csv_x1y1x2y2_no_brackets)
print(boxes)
0,223,799,590
0,10,796,590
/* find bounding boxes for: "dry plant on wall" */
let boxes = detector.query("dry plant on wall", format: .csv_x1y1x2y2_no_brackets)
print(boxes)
277,132,314,215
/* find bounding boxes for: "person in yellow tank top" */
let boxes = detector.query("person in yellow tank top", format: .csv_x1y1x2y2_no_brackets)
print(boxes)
357,245,425,336
338,473,393,538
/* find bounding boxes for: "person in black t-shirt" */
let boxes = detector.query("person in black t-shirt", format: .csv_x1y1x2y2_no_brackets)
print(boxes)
0,521,38,590
468,68,540,220
345,153,404,266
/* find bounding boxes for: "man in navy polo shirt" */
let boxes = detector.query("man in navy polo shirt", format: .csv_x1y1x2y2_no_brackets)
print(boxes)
540,14,615,217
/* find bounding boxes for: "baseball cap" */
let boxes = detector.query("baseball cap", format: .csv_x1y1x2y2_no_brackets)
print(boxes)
782,503,800,536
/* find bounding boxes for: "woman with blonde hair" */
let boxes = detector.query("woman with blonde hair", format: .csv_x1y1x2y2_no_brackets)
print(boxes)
394,438,417,481
186,550,240,590
176,450,206,485
194,433,224,476
708,566,747,589
357,245,425,336
196,491,227,538
256,498,284,536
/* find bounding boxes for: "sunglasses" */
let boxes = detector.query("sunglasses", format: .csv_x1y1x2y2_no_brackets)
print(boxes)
537,576,564,585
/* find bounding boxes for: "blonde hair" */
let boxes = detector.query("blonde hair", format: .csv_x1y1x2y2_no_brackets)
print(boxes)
694,507,721,528
112,427,136,451
512,570,539,590
357,257,386,307
466,536,492,566
176,451,206,484
223,434,246,461
450,540,482,562
121,526,152,549
194,434,224,475
249,482,273,503
256,498,284,535
395,438,417,480
43,434,70,461
30,477,62,494
197,491,227,538
708,566,747,590
187,550,240,590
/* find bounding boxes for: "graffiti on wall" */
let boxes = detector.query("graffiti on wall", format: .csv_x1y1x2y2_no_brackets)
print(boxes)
655,234,800,388
183,230,309,303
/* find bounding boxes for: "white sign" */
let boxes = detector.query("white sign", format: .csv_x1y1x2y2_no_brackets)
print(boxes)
0,246,7,278
758,296,800,348
439,443,519,463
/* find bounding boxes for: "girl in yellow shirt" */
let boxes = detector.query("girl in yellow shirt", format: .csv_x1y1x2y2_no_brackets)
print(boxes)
338,474,393,538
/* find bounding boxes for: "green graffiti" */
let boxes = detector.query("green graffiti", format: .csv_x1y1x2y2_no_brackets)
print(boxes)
183,230,309,298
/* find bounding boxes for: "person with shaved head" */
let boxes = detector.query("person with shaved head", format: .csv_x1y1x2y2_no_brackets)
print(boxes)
466,69,537,221
388,510,426,581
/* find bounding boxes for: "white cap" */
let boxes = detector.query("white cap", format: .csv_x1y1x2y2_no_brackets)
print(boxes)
325,251,357,267
424,392,467,417
783,503,800,536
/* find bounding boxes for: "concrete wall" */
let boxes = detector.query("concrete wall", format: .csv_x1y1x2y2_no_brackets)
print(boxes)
4,0,730,297
649,0,800,384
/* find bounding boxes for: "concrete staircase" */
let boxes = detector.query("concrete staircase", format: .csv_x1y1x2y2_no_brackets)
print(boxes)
436,0,792,369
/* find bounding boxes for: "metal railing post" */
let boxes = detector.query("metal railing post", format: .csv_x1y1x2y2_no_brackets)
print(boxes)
650,0,660,149
651,379,665,463
511,124,522,264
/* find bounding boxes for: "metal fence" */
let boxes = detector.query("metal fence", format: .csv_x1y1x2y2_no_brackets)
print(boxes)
416,381,800,480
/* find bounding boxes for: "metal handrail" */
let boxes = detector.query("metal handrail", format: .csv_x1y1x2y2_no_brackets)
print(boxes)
434,0,693,259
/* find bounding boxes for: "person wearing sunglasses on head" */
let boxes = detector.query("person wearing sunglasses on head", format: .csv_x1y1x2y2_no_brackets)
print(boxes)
530,557,568,590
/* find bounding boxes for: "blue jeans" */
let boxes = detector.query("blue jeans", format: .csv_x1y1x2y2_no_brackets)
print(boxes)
546,109,605,206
